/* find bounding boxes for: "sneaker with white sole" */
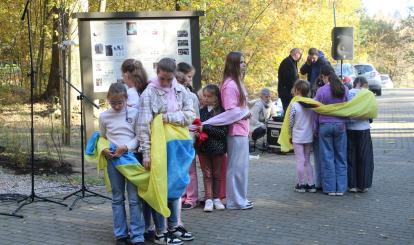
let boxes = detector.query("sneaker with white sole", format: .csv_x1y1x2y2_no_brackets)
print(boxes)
241,202,254,210
349,188,358,193
204,199,213,212
328,192,336,196
336,192,344,196
306,184,317,193
170,226,194,241
294,184,306,193
154,232,183,245
213,199,225,210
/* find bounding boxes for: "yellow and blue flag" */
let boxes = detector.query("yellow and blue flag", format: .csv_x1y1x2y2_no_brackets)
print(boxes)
278,89,378,152
85,115,195,217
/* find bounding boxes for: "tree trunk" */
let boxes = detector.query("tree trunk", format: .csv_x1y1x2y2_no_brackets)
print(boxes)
99,0,106,12
36,0,49,96
43,7,60,100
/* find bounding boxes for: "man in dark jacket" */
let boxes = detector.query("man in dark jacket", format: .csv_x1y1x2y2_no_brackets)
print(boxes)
277,48,302,115
300,48,329,96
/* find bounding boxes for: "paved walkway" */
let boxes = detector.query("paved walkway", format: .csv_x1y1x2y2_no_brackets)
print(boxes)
1,89,414,245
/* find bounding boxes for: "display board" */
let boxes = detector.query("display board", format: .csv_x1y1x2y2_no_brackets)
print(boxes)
74,11,204,139
90,19,193,92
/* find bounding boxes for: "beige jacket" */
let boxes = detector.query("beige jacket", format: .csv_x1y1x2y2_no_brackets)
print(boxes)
137,83,196,161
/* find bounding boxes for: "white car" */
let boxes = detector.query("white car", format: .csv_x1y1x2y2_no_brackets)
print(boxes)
354,64,383,96
381,74,394,89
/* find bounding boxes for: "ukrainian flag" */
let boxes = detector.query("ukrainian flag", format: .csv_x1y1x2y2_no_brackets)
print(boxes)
278,89,378,152
85,115,195,217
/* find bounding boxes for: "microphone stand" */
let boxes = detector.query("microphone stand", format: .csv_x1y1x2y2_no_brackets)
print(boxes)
60,74,111,210
0,0,68,219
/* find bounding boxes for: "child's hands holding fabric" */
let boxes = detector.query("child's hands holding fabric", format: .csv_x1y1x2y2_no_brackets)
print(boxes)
162,114,168,123
143,158,151,170
102,148,113,159
111,145,128,158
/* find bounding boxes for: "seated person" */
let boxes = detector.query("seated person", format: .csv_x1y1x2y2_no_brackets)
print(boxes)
249,88,279,142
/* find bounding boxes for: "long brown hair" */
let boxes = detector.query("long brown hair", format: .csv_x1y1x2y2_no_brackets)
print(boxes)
222,51,247,106
121,59,148,94
320,64,345,98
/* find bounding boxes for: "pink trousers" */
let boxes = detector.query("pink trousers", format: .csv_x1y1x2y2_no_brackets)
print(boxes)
293,143,314,185
181,158,198,205
219,155,227,199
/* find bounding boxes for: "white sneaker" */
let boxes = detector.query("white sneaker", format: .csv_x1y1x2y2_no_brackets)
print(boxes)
213,199,225,210
204,199,213,212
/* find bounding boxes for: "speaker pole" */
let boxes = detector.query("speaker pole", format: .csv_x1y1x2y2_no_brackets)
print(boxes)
333,0,337,27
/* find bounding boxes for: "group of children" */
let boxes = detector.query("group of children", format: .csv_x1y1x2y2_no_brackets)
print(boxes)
99,52,252,245
289,64,374,196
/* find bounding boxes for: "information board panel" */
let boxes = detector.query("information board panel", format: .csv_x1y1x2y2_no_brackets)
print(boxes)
90,19,193,92
74,11,204,139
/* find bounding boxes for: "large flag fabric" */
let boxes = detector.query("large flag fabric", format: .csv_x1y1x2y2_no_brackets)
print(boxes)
163,120,195,200
278,89,378,152
85,114,195,217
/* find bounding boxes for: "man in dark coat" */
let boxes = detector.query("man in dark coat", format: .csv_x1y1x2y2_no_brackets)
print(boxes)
300,48,329,96
277,48,302,115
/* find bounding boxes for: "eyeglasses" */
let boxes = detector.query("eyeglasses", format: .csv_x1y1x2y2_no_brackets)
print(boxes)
109,100,125,106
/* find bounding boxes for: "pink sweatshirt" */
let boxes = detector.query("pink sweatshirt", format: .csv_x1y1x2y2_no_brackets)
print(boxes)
221,78,249,137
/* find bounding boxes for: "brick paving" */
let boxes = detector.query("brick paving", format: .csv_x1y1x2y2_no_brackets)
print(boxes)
1,89,414,245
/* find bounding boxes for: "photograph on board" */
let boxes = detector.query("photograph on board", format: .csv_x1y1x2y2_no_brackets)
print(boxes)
94,43,104,54
95,78,103,86
178,48,189,55
177,30,188,37
126,22,138,36
178,40,189,47
105,45,113,56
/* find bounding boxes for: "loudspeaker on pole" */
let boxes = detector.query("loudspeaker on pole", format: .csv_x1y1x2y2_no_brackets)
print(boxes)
332,27,354,60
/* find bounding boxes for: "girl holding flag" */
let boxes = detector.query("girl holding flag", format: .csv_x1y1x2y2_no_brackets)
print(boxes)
138,58,195,245
99,82,145,245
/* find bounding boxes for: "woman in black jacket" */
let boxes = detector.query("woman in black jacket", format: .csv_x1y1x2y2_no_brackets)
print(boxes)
196,84,228,212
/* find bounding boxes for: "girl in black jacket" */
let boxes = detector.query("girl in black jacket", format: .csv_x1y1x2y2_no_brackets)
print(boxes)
197,84,228,212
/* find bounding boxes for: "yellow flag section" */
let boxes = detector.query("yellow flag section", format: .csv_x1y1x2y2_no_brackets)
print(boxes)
278,89,378,152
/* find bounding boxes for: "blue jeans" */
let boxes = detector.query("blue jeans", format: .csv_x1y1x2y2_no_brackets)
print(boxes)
107,160,145,243
319,123,348,193
143,198,180,233
313,137,322,188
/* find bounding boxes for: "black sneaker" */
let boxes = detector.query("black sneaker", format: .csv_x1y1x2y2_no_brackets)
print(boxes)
306,184,317,193
115,237,128,245
181,202,195,210
294,184,306,193
170,226,194,241
154,232,183,245
144,230,155,242
130,242,145,245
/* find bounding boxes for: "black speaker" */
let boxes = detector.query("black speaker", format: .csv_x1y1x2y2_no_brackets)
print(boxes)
332,27,354,60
